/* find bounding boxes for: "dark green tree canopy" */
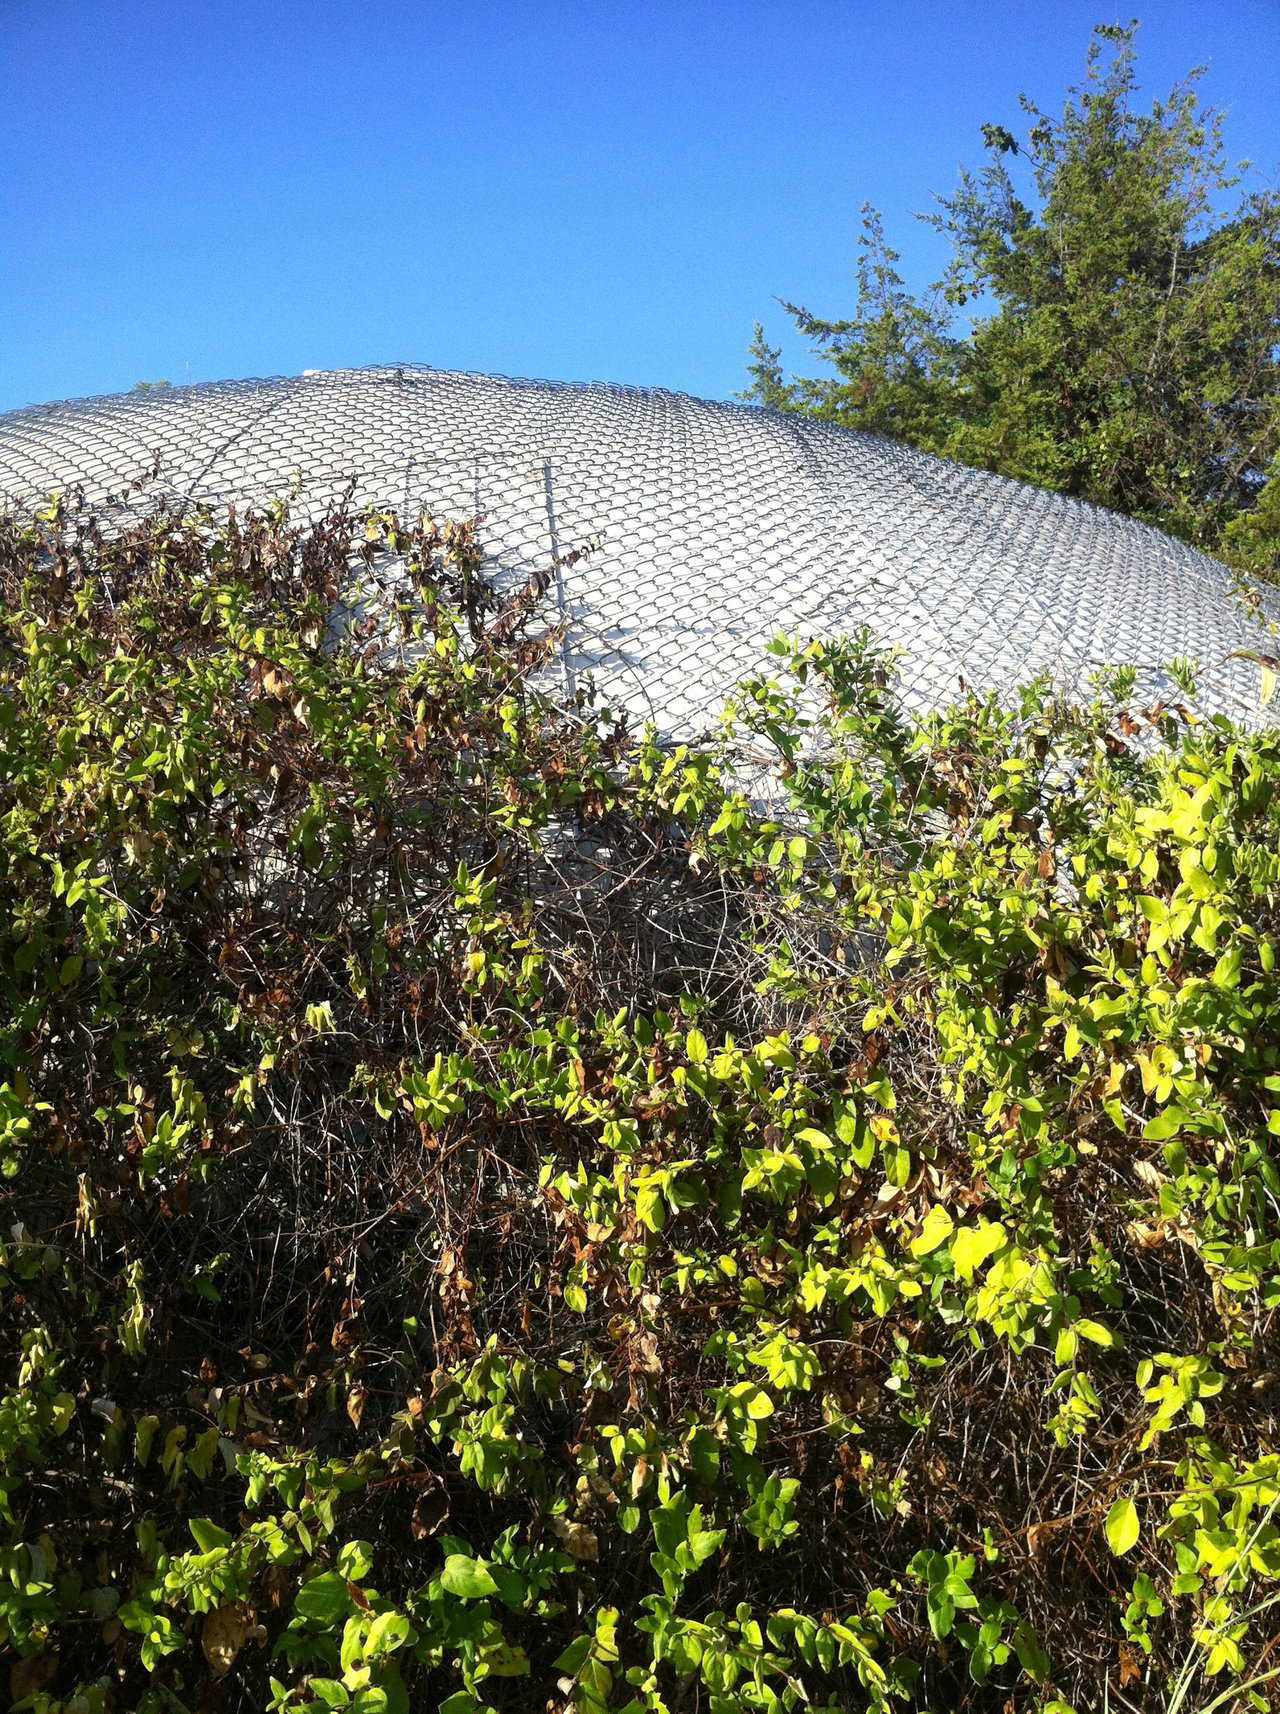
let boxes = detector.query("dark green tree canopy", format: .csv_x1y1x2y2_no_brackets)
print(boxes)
745,24,1280,578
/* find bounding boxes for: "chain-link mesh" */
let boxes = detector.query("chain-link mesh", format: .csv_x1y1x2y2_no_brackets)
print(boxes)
1,363,1275,734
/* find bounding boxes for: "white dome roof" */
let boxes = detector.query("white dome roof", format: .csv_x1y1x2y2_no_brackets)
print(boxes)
1,364,1274,733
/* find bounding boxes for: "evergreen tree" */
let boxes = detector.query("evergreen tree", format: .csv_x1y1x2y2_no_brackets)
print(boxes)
747,24,1280,577
742,321,790,411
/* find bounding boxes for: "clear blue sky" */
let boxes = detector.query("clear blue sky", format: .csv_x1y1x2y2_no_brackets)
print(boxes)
2,0,1277,412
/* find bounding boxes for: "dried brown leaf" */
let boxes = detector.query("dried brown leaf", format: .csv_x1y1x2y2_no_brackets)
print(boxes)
550,1516,599,1561
10,1656,57,1703
202,1601,249,1678
411,1475,450,1540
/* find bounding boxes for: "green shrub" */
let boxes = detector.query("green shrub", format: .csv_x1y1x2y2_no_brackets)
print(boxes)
2,495,1279,1713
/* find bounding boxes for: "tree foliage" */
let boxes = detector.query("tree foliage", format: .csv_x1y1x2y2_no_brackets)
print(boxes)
744,24,1280,579
2,494,1280,1714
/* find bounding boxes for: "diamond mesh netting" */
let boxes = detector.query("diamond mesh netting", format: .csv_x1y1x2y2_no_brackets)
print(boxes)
1,363,1275,735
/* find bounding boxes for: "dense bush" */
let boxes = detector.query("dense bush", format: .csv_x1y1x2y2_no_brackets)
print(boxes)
2,495,1280,1714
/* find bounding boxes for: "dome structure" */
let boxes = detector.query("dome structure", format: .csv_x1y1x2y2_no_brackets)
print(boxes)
0,364,1274,734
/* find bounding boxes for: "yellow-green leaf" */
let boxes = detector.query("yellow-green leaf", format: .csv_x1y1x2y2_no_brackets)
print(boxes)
910,1205,955,1256
951,1221,1006,1281
1077,1319,1117,1348
1105,1496,1140,1556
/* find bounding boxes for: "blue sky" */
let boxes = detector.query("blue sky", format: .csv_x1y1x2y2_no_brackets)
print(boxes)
2,0,1277,412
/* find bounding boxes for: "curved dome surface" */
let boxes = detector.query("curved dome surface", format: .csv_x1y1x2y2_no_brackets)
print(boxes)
0,364,1274,733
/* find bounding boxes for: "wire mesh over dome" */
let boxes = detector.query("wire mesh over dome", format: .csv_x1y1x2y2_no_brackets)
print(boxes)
1,364,1275,734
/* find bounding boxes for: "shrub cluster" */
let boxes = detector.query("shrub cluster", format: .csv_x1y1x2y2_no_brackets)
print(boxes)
2,496,1279,1714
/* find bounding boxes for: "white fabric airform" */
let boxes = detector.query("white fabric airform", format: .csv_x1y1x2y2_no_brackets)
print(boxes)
0,364,1275,734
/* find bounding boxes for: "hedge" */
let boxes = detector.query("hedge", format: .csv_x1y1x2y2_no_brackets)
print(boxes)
2,494,1279,1714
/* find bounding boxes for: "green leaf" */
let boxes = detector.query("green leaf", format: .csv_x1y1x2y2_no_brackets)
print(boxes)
1013,1619,1051,1682
134,1414,160,1466
1105,1496,1141,1557
188,1518,233,1553
365,1610,412,1655
308,1682,351,1709
733,1382,774,1420
552,1634,593,1676
438,1696,483,1714
634,1182,666,1233
1212,945,1243,989
927,1591,955,1639
440,1553,498,1599
688,1528,725,1565
1143,1110,1183,1141
295,1572,352,1623
337,1539,375,1580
